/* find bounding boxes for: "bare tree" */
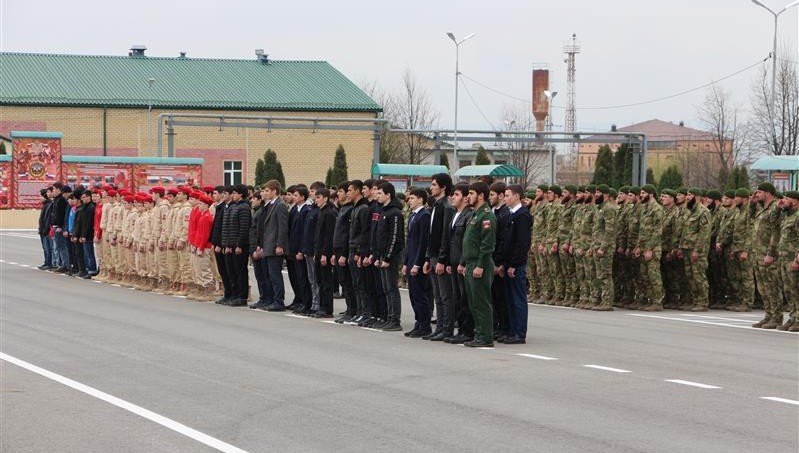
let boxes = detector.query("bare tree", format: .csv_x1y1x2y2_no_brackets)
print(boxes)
750,51,799,156
393,68,440,164
360,80,404,163
501,104,549,188
695,85,753,186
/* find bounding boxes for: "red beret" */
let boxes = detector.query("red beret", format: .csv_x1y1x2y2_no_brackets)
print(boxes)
189,190,203,200
143,195,154,204
149,186,165,195
107,189,118,197
203,185,215,194
167,188,179,196
179,186,192,195
199,195,213,205
101,185,113,191
123,195,135,203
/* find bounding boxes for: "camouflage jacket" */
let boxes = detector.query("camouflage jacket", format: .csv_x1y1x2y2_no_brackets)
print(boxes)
626,203,641,251
615,203,631,250
679,202,711,254
532,202,548,245
731,203,755,253
778,206,799,259
661,205,679,251
752,199,781,258
591,201,618,251
716,206,735,249
575,202,597,250
637,199,664,252
545,201,563,247
558,200,577,247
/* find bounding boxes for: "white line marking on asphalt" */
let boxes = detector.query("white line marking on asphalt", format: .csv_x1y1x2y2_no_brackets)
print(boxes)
7,261,17,265
0,352,249,453
19,264,30,268
528,303,576,310
319,320,337,324
0,233,40,239
681,314,754,323
665,379,721,389
627,313,799,334
583,364,632,373
760,397,799,406
284,314,308,319
516,353,558,361
0,259,5,263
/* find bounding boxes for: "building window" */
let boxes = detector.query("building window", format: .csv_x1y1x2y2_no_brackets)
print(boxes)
495,160,507,165
223,161,243,185
459,160,472,169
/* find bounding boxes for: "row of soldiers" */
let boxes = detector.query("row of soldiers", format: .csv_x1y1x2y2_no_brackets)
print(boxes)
526,182,799,331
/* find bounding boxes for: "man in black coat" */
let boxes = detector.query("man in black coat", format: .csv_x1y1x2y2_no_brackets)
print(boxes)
403,188,432,337
221,184,252,306
490,181,512,340
500,184,533,344
75,190,97,277
289,186,311,313
423,173,455,340
347,180,371,323
211,186,230,304
444,183,475,344
375,182,405,331
254,180,290,312
314,188,338,317
50,182,71,272
38,187,54,269
332,182,356,323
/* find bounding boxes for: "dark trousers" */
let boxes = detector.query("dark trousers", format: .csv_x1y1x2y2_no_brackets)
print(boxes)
379,257,402,322
407,268,431,332
294,257,311,310
491,274,509,335
264,256,285,306
429,257,454,333
504,265,528,339
451,271,474,337
215,250,231,298
367,264,386,319
224,252,249,300
82,241,97,274
317,259,335,314
40,234,53,267
286,257,301,306
350,255,369,317
70,239,84,273
54,233,70,269
336,260,356,316
253,257,269,303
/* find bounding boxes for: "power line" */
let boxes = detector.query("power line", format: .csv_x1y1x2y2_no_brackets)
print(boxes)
459,78,498,130
461,54,770,111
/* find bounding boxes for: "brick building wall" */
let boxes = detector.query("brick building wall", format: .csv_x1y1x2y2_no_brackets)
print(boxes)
0,106,376,186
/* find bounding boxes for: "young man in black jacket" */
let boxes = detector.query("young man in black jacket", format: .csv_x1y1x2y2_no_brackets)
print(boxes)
248,193,269,308
332,182,356,323
403,188,432,337
299,182,324,314
289,185,311,313
347,180,371,324
38,187,54,270
423,173,455,340
221,184,251,306
50,182,71,272
361,179,387,327
500,184,532,344
314,188,338,317
75,190,97,277
374,181,405,331
489,181,511,340
444,183,475,344
211,186,230,304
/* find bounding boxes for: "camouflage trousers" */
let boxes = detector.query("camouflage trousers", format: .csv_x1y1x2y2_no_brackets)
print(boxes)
545,249,564,300
626,255,642,304
592,252,614,306
753,253,783,317
661,252,682,305
534,248,549,298
707,249,728,305
682,252,709,308
638,250,664,305
561,252,578,302
729,256,754,307
613,253,627,304
779,254,798,320
576,252,594,303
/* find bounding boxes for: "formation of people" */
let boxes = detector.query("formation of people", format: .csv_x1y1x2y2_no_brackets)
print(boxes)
34,175,799,346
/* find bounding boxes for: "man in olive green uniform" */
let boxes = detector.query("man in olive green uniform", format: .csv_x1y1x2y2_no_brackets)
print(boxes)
714,191,737,308
727,188,755,311
558,185,579,306
544,185,564,303
571,188,587,306
776,191,799,331
624,186,642,307
590,184,618,310
678,188,712,311
531,185,549,302
636,184,665,310
461,182,497,347
705,190,726,308
659,190,680,309
672,188,692,308
576,185,597,309
613,187,630,307
751,182,784,328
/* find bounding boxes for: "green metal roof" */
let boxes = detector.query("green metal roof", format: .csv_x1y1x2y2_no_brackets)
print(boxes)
372,163,449,177
10,131,63,139
750,156,799,171
0,52,381,112
455,164,523,177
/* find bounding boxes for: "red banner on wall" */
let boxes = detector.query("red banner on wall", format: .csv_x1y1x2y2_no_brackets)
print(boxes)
133,164,202,192
63,162,133,190
0,161,11,208
11,132,63,208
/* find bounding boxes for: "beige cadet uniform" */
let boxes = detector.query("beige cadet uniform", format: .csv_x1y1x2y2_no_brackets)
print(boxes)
151,199,169,283
165,202,180,284
172,201,192,285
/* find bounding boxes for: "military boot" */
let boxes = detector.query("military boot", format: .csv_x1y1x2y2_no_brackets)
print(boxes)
641,302,663,312
726,304,752,312
761,314,783,329
788,322,799,333
777,318,795,331
752,316,771,328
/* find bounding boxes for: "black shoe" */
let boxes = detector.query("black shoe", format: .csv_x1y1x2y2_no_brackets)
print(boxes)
313,311,333,318
410,330,431,338
335,315,352,324
249,301,271,310
444,334,468,344
227,298,247,307
404,328,419,337
502,335,526,345
429,332,448,341
52,267,66,273
285,303,300,311
81,274,92,280
37,264,50,270
422,330,441,340
464,339,494,348
266,303,286,312
381,322,403,332
333,292,343,299
215,297,229,305
77,271,88,278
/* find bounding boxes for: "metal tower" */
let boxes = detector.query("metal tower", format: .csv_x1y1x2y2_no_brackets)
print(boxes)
563,33,580,162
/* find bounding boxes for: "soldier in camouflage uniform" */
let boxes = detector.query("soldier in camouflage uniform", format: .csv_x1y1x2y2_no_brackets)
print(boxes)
705,190,726,308
544,185,564,303
672,188,692,308
624,186,642,307
776,191,799,332
659,189,680,308
727,188,755,312
635,184,665,311
613,187,630,307
714,190,737,308
531,185,549,303
751,182,784,328
590,184,618,311
570,188,587,305
575,185,597,309
677,188,711,311
558,185,579,306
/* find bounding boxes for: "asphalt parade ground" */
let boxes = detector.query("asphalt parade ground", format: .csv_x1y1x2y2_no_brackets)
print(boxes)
1,231,797,453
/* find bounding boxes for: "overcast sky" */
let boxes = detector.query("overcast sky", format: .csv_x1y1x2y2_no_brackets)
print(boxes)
1,0,797,133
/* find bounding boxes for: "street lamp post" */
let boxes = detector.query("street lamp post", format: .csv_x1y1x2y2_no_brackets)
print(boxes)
751,0,799,142
544,90,558,184
147,78,156,153
446,32,476,173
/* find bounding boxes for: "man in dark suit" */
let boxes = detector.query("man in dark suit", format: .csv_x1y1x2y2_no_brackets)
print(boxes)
284,185,302,310
490,181,512,340
289,185,311,313
254,180,290,311
314,188,338,317
403,188,432,337
211,186,230,304
501,184,533,344
423,173,455,341
444,183,475,344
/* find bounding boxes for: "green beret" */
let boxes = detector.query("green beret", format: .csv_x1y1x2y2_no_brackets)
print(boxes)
563,184,578,194
642,184,657,195
661,189,677,198
724,190,736,198
706,189,722,201
776,191,783,199
688,187,703,196
586,184,597,192
525,191,536,199
619,185,630,194
609,188,618,198
677,187,688,195
596,184,610,194
757,182,776,195
538,184,549,192
735,188,751,197
629,185,641,194
549,184,562,196
578,185,586,192
784,190,799,201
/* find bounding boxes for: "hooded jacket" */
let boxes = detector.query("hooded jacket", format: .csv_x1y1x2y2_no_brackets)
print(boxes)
376,198,405,262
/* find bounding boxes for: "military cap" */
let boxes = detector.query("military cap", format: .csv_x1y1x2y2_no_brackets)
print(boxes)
619,185,630,194
724,189,735,198
202,185,215,194
107,189,118,197
578,185,587,192
642,184,657,195
776,191,783,199
735,188,751,197
123,195,135,203
784,190,799,200
178,186,193,195
661,189,677,198
549,184,562,196
586,184,597,192
199,194,213,205
564,184,578,194
596,184,610,194
524,191,536,199
629,185,641,194
538,184,550,191
706,189,722,201
677,187,688,195
688,187,703,196
167,188,179,196
609,188,618,198
757,182,776,195
149,186,165,195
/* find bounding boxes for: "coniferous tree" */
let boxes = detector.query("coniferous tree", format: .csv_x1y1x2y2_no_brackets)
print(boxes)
591,145,614,185
475,146,491,165
645,167,657,187
439,151,450,169
658,165,684,190
0,142,6,155
327,145,349,186
254,159,266,187
262,149,285,187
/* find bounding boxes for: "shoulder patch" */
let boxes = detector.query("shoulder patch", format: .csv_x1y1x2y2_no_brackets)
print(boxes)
482,220,492,229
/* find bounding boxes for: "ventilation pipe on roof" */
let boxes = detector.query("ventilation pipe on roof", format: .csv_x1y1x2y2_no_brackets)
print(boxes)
179,51,187,58
255,49,270,64
679,121,684,127
611,124,617,132
129,45,147,57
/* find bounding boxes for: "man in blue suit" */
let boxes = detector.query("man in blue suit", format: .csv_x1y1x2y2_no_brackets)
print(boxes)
403,188,432,337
